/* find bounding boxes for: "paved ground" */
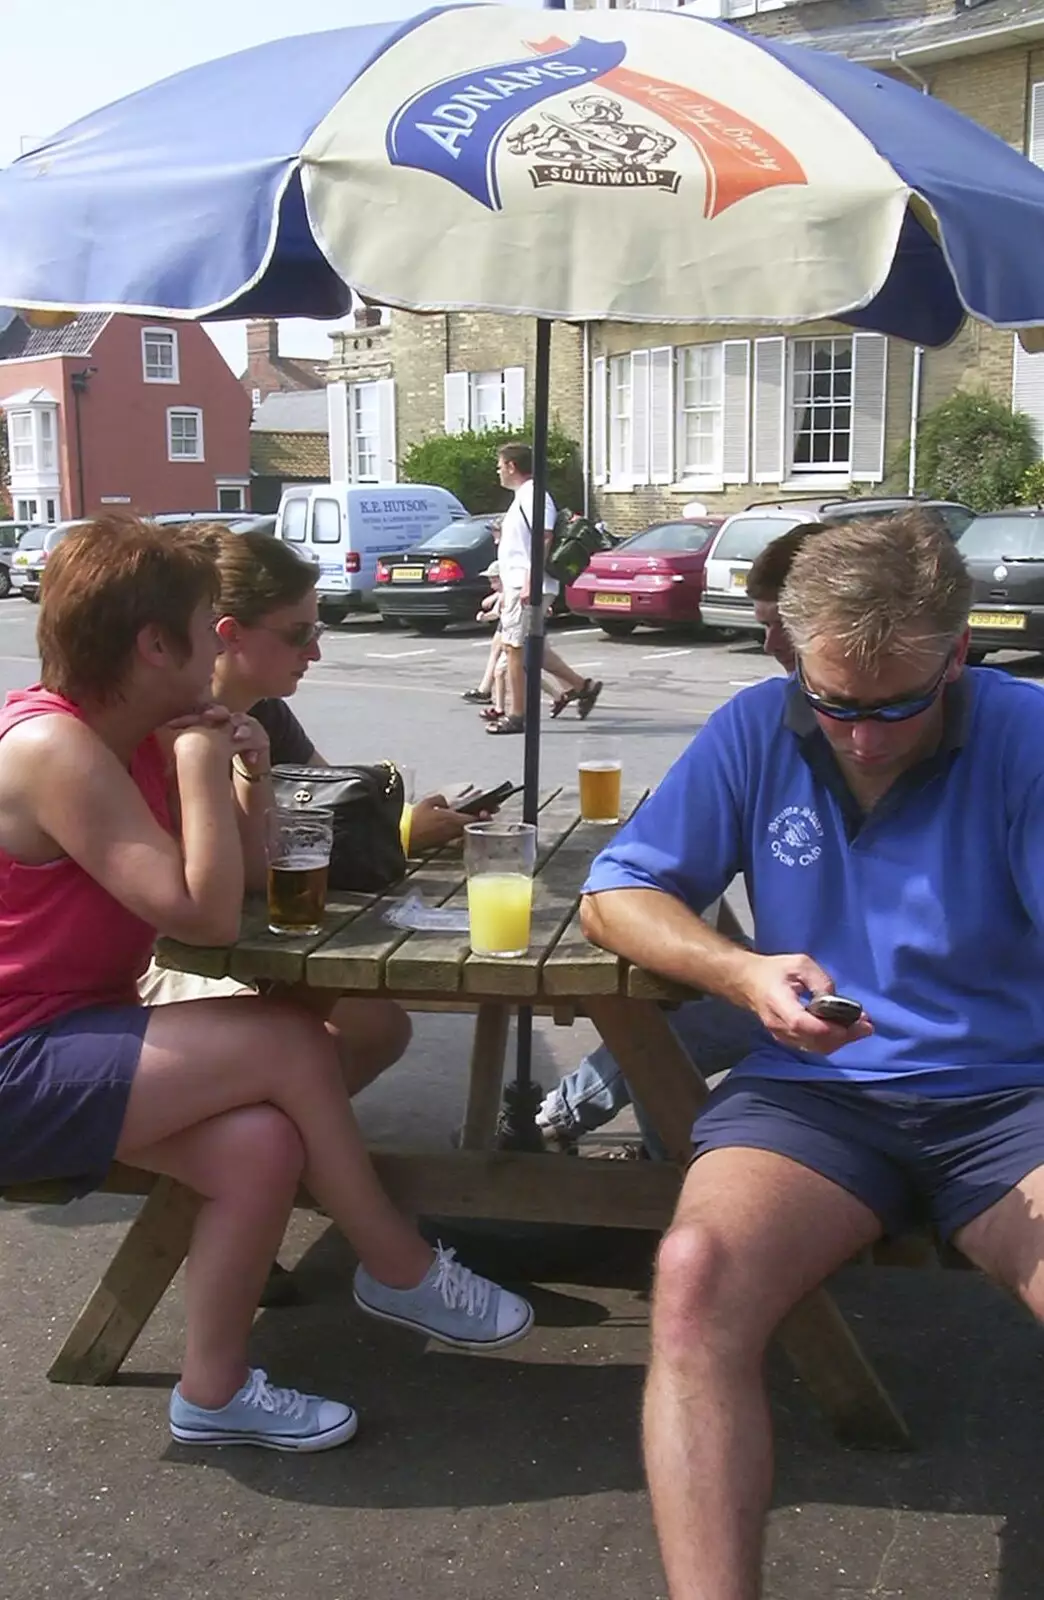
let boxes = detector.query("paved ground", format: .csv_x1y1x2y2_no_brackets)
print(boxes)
3,598,1044,1598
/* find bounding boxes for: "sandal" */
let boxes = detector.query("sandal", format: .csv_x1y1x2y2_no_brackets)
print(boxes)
480,706,503,722
486,714,525,735
577,679,603,720
550,687,580,719
462,687,493,703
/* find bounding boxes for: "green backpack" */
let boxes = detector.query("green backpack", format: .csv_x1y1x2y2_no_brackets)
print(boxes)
545,509,611,585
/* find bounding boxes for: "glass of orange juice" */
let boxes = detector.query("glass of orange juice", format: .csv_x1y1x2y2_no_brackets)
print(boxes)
578,735,622,824
464,822,537,958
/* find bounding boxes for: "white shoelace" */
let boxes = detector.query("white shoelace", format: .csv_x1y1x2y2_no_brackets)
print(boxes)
240,1367,308,1421
431,1244,492,1320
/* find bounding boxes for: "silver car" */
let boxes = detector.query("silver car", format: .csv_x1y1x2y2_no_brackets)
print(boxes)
0,520,42,599
10,520,86,602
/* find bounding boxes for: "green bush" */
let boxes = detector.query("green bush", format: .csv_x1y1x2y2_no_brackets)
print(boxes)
1017,460,1044,506
896,389,1038,511
399,419,583,514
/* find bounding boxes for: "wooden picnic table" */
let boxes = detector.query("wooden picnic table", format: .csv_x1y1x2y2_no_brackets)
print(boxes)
10,786,909,1448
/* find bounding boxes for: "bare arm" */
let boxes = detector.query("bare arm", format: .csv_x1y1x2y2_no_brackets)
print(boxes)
581,887,873,1054
21,716,244,946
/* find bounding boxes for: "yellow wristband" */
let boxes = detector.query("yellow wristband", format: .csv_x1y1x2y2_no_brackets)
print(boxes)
232,754,270,784
399,801,414,855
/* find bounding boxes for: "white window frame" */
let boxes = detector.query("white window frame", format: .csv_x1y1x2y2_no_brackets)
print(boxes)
215,479,249,512
608,354,634,487
786,335,854,481
443,367,525,433
142,327,179,385
591,356,607,487
167,407,204,462
351,382,381,483
675,343,725,487
9,410,35,473
606,347,672,488
469,370,506,433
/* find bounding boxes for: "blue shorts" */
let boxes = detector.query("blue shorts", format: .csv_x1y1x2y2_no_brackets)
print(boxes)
0,1004,148,1194
691,1076,1044,1241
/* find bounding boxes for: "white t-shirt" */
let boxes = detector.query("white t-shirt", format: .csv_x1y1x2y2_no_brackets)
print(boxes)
498,479,559,597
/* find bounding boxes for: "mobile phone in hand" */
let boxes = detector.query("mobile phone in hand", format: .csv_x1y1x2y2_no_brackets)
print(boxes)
805,993,863,1027
456,781,521,817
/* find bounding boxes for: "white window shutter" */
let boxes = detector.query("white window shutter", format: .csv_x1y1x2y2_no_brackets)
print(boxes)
650,346,673,484
721,340,750,483
503,366,525,429
327,382,350,482
376,377,397,483
443,371,469,434
631,349,651,486
1013,337,1044,454
592,356,607,485
752,337,785,483
851,333,888,482
1030,82,1044,168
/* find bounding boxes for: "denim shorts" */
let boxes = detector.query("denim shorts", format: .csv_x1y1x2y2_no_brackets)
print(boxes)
0,1004,148,1194
691,1075,1044,1240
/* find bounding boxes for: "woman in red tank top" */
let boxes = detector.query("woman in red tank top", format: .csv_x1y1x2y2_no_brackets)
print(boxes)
0,517,532,1454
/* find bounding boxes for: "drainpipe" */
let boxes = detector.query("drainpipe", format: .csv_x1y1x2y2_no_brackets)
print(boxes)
908,345,923,495
581,322,591,518
69,366,96,517
890,54,930,497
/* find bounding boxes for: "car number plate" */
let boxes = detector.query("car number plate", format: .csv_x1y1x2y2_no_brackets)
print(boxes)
392,566,424,582
594,592,631,609
729,569,748,590
968,610,1026,630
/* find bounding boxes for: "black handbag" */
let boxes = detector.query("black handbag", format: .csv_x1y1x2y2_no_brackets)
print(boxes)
270,761,407,893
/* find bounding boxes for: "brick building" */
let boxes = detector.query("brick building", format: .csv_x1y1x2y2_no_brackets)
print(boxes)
249,390,330,513
242,318,326,410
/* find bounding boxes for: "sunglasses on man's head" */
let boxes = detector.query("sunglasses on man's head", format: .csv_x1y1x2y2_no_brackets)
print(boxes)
796,651,953,724
257,620,326,650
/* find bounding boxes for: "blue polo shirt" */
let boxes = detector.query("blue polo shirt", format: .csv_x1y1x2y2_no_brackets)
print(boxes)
584,668,1044,1094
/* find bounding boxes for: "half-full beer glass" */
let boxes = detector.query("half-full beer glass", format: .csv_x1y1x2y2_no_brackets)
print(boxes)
578,735,622,824
267,806,334,935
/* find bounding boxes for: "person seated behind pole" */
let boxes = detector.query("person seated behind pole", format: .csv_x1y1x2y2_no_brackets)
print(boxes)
581,510,1044,1600
0,515,532,1455
141,526,485,1093
533,522,825,1156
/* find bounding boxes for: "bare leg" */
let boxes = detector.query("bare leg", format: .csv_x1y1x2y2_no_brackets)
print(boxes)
328,997,412,1095
505,643,525,718
955,1161,1044,1315
477,633,502,695
117,999,433,1289
542,644,585,694
130,1105,304,1407
647,1149,881,1600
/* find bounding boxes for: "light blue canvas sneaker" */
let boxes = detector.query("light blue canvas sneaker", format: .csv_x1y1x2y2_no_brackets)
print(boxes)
170,1367,358,1452
353,1244,534,1351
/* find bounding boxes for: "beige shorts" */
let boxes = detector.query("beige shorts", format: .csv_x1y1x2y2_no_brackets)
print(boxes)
137,957,255,1006
499,590,551,650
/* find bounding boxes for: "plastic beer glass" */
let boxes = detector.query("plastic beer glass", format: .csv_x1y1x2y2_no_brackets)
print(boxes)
578,735,622,824
464,822,537,958
267,806,334,935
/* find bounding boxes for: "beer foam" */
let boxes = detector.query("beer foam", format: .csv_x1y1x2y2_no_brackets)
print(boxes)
271,852,329,870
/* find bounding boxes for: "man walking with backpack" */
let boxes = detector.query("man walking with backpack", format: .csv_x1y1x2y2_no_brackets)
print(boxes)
488,441,601,735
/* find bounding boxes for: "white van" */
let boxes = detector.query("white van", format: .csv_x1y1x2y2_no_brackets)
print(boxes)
275,483,467,622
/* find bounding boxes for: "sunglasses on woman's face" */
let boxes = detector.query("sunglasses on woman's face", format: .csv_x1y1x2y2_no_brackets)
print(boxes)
797,651,953,724
257,620,326,650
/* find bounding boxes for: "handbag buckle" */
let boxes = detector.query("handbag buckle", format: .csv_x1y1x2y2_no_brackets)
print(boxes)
293,788,313,804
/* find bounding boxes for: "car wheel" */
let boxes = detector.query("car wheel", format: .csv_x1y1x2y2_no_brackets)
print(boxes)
24,589,39,604
599,619,637,638
966,649,988,666
318,603,349,627
413,619,448,635
0,568,12,599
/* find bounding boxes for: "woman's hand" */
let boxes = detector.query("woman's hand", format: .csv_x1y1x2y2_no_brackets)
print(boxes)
409,792,482,851
228,713,271,777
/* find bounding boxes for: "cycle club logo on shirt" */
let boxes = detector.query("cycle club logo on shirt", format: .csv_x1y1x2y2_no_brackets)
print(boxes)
385,36,806,215
768,805,824,868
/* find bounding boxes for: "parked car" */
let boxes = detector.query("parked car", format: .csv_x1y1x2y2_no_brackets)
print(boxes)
150,511,273,533
700,509,811,634
11,520,86,601
821,495,974,539
957,508,1044,662
0,521,41,598
565,517,722,637
374,515,500,632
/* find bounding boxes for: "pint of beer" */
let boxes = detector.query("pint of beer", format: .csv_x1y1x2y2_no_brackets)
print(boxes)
267,807,334,935
578,736,623,825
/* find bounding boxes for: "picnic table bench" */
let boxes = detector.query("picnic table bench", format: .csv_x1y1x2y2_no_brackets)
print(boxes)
1,786,911,1449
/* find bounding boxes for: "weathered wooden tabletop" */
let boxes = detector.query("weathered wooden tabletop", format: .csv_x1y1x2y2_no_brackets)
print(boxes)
156,785,691,1003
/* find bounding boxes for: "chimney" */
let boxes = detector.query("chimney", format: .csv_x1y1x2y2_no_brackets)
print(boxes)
353,305,383,330
246,319,280,362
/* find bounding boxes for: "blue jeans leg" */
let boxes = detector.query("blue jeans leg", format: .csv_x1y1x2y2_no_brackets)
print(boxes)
539,999,773,1160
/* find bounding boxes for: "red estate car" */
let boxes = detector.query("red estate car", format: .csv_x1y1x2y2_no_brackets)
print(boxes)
565,517,723,637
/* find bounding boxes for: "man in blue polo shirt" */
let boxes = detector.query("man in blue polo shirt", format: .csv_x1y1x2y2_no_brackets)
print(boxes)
581,511,1044,1600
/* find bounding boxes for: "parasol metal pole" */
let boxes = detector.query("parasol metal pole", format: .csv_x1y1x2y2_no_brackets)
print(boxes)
499,317,553,1153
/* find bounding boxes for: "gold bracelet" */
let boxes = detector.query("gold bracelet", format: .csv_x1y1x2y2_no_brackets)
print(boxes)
232,754,270,784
